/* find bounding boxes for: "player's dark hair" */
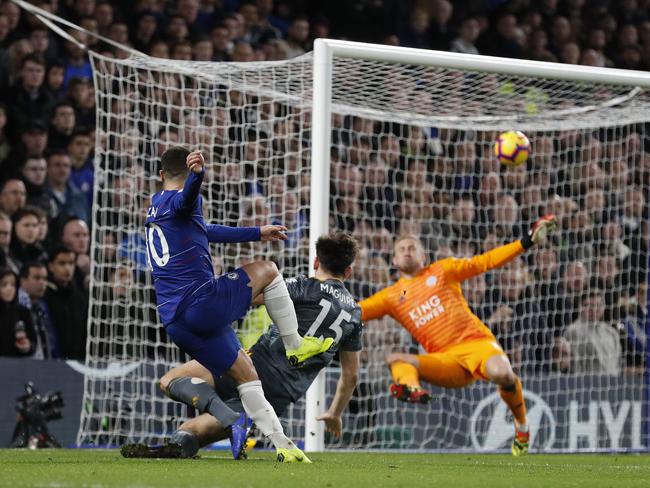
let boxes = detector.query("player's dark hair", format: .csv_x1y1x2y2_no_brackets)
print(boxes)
316,231,359,277
160,146,190,179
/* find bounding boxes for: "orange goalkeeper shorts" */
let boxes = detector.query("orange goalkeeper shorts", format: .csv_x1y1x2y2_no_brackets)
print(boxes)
416,339,507,388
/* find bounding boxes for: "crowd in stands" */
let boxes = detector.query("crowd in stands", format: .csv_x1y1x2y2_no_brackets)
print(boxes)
0,0,648,380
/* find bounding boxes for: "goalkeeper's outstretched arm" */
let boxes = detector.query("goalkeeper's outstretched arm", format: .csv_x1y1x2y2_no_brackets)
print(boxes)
444,214,557,282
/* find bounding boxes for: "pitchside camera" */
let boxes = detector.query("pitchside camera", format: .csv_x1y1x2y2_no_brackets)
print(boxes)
17,382,64,422
8,382,64,448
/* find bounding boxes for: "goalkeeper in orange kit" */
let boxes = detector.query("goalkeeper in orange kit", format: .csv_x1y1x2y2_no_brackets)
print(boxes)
359,215,557,456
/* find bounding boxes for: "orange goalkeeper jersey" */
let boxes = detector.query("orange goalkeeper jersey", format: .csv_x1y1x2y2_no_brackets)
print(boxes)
360,240,525,353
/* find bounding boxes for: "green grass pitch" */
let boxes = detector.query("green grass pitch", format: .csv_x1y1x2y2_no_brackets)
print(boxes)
1,449,650,488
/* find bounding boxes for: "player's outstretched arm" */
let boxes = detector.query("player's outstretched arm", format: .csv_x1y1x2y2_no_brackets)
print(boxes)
359,288,390,324
316,349,360,439
520,214,557,249
170,150,205,213
205,224,288,244
445,214,557,281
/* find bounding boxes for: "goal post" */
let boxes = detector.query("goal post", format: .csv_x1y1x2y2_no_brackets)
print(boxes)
307,38,650,452
304,41,335,452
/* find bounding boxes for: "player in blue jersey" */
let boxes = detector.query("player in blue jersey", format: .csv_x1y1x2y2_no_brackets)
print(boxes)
122,232,362,460
144,147,333,463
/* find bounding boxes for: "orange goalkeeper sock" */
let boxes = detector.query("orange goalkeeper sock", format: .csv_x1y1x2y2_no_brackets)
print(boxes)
498,377,527,427
390,361,421,388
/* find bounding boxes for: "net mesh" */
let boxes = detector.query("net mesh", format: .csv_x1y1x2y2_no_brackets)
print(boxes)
79,49,650,452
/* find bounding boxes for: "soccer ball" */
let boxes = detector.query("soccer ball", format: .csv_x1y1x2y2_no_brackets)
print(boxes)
494,131,530,166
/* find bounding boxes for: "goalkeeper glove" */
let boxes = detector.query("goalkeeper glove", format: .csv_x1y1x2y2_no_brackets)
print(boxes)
521,214,557,249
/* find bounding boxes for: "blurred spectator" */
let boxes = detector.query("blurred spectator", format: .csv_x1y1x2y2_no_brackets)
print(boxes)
493,193,521,240
527,29,557,62
581,48,605,67
93,1,112,35
0,103,9,170
20,156,50,215
445,194,478,242
284,17,309,58
171,40,192,60
559,41,581,64
3,53,53,137
45,149,89,225
48,101,76,150
149,39,169,58
479,13,524,58
487,260,546,371
9,206,47,271
211,24,231,60
0,177,26,216
451,17,480,55
67,77,94,127
620,283,647,371
63,29,92,86
622,187,648,291
79,17,99,50
132,11,159,53
0,267,36,357
430,0,454,50
552,335,572,373
594,253,624,321
400,8,432,49
0,210,17,272
231,40,255,62
19,261,57,359
586,28,613,67
552,260,589,330
116,197,150,271
362,155,395,232
2,122,48,182
108,21,129,46
0,1,20,41
166,14,189,42
192,36,214,61
60,217,90,289
28,26,57,64
563,290,622,375
67,129,94,211
532,246,562,328
548,16,572,57
520,184,543,226
44,246,87,360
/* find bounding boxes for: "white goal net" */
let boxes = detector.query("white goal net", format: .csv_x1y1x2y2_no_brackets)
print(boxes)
78,44,650,452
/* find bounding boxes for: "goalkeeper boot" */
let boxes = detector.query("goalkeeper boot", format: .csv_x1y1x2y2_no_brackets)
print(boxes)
286,337,334,366
389,383,432,404
511,428,530,457
120,442,186,459
276,446,312,463
228,412,251,460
